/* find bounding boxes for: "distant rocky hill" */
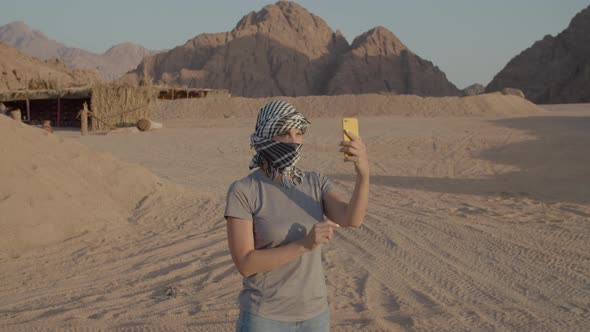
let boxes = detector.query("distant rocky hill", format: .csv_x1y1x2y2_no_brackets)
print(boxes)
126,1,459,97
0,21,158,81
327,26,459,96
462,83,485,96
486,5,590,103
0,41,98,91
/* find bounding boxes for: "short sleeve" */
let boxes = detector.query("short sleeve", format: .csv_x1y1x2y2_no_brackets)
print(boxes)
318,172,335,195
224,181,253,221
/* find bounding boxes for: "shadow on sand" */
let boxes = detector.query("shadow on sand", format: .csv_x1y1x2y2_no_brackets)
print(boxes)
330,115,590,205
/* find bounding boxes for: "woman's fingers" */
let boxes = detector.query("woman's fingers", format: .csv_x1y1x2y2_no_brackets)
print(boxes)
340,146,360,162
340,140,360,149
305,221,340,249
324,220,340,228
340,140,365,157
339,134,369,176
313,221,339,243
315,227,333,238
340,146,359,156
343,129,361,142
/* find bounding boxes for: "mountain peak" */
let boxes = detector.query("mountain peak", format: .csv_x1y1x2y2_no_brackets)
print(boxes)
4,21,32,31
105,42,147,54
230,1,341,59
233,1,331,36
562,4,590,54
350,26,407,55
235,1,308,27
485,4,590,103
0,21,49,40
0,21,63,60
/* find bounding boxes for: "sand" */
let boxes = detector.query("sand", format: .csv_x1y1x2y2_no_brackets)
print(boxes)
0,95,589,331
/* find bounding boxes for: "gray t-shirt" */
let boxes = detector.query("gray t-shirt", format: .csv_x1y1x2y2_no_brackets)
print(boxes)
224,170,335,322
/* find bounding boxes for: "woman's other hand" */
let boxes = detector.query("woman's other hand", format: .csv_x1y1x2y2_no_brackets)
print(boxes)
302,220,340,250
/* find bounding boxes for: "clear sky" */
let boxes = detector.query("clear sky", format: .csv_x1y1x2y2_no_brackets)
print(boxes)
1,0,588,88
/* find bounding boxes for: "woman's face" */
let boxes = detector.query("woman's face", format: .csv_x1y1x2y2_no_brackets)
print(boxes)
272,128,304,144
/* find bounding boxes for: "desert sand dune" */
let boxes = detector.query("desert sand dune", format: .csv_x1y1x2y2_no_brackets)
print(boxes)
152,92,544,120
0,99,589,331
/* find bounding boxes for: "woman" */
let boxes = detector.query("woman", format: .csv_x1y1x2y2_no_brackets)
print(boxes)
224,100,369,331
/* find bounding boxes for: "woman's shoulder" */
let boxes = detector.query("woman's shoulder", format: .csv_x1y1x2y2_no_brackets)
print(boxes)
302,171,335,195
228,170,264,192
302,170,333,188
303,170,328,181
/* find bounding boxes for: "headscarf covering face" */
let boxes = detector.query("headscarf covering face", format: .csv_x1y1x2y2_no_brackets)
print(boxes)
250,100,310,188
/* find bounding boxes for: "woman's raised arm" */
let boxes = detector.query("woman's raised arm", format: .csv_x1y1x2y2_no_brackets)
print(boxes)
323,130,369,228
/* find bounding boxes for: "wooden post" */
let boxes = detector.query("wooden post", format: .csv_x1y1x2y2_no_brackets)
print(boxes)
89,101,94,131
81,102,88,136
26,98,30,121
57,96,61,127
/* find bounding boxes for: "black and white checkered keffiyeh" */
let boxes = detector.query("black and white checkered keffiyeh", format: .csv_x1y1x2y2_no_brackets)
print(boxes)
249,100,311,188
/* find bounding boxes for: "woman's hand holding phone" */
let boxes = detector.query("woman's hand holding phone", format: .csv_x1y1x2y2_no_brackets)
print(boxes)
340,118,369,177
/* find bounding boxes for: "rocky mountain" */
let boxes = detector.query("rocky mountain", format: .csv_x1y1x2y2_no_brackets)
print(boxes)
462,83,485,96
327,26,459,96
0,41,99,91
486,5,590,103
0,21,157,81
126,1,459,97
0,21,64,59
129,1,349,97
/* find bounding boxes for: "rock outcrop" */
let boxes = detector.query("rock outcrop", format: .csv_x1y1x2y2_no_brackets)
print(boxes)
500,87,525,99
0,41,98,91
462,83,485,96
127,1,459,97
486,5,590,103
131,1,349,97
327,26,459,96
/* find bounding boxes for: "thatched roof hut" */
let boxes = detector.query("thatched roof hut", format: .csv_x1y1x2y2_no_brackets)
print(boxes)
0,84,230,131
0,87,92,101
0,87,92,127
155,86,230,100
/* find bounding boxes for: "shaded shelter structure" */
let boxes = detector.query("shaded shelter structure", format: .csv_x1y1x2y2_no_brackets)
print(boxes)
156,87,230,100
0,87,91,127
0,84,157,131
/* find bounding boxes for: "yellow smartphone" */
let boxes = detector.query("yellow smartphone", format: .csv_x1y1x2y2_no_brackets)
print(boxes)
342,117,359,156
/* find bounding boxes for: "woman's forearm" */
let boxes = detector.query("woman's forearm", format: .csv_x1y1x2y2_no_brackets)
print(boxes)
344,173,369,227
237,240,310,277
